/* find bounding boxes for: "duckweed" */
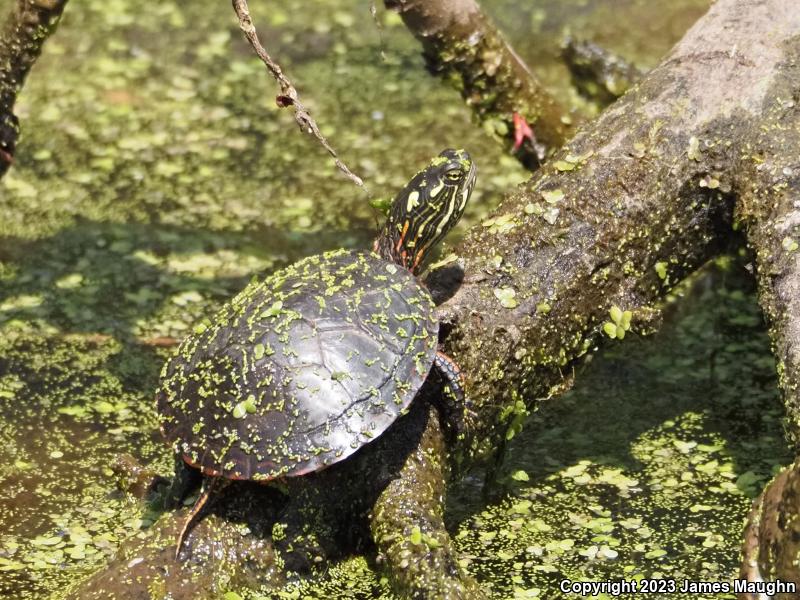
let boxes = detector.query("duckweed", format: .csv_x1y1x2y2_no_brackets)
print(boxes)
0,0,754,598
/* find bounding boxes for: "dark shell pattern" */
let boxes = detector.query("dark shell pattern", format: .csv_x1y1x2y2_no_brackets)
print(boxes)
157,249,438,482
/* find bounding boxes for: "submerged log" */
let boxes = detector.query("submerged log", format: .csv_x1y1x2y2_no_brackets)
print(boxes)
561,37,644,106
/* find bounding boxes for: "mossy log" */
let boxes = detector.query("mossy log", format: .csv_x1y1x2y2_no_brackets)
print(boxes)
0,0,68,177
63,511,281,600
440,0,799,474
737,56,800,448
67,0,800,597
734,35,800,598
384,0,573,167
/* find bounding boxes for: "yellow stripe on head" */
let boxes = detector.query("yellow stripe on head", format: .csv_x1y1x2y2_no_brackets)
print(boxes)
406,190,420,212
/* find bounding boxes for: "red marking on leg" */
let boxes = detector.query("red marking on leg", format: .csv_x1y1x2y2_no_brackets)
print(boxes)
411,248,426,272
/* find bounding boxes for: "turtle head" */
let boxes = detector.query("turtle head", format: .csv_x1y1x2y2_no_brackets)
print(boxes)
375,148,476,274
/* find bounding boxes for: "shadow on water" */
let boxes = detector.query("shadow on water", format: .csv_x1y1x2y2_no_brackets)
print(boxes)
0,218,374,341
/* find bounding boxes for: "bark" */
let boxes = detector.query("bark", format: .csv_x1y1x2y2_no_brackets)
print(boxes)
384,0,573,168
67,0,800,596
0,0,68,177
64,510,281,600
739,464,799,600
732,39,800,595
561,37,644,106
437,0,800,472
371,406,485,599
737,53,800,445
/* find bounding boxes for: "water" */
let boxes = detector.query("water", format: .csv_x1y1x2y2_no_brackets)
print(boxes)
3,1,781,598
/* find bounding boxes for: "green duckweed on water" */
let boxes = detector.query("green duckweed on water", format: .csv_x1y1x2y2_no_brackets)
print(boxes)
453,261,790,599
2,0,783,598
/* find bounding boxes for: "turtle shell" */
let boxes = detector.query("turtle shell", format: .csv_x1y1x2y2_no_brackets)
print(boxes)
156,249,438,481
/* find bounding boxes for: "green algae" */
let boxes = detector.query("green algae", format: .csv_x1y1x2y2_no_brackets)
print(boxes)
447,260,790,599
0,0,770,598
602,306,632,340
0,334,169,597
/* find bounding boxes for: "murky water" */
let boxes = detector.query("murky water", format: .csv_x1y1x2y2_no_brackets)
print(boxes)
2,0,781,598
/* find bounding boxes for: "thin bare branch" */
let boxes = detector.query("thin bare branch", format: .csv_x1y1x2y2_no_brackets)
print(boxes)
231,0,366,190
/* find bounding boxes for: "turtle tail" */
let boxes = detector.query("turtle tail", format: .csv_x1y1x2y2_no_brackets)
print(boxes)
175,476,230,560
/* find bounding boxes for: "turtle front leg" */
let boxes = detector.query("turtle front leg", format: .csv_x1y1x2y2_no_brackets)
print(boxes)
370,404,486,600
433,351,469,439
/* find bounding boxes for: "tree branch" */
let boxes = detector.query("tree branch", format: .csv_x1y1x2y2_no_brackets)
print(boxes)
739,463,799,597
384,0,573,169
230,0,366,190
435,0,799,470
737,64,800,446
0,0,68,177
734,42,800,590
562,37,644,106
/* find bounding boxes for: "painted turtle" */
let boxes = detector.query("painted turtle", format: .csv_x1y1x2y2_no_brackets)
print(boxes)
156,149,476,555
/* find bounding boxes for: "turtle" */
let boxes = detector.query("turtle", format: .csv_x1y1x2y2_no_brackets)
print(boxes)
156,149,477,564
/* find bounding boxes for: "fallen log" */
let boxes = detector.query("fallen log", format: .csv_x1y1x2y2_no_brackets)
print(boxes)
733,39,800,597
440,0,799,475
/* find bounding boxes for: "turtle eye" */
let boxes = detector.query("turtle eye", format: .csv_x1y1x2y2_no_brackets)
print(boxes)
444,169,463,182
